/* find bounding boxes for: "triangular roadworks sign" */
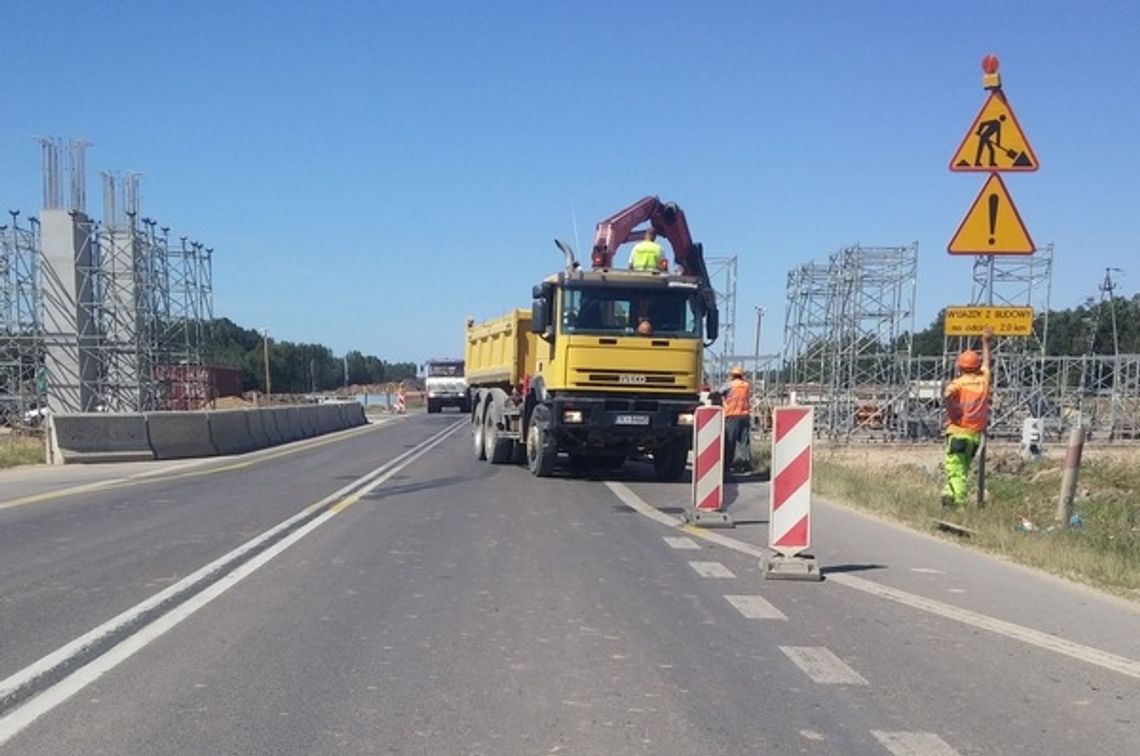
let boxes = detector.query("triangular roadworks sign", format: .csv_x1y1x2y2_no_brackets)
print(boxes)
948,174,1034,255
950,91,1039,172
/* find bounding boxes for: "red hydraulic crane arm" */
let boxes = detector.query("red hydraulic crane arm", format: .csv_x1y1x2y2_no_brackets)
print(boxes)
590,196,699,275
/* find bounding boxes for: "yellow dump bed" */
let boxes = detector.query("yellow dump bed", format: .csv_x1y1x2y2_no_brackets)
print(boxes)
465,309,536,388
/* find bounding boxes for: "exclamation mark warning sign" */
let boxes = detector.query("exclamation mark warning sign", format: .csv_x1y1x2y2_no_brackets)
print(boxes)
948,173,1034,255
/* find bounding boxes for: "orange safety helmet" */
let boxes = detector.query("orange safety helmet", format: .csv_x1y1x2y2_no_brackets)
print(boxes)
957,350,981,372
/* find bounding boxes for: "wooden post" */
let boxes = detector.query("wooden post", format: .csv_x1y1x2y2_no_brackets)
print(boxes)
1055,425,1086,527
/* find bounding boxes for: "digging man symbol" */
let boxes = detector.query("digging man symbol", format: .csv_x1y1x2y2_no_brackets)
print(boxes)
974,114,1007,167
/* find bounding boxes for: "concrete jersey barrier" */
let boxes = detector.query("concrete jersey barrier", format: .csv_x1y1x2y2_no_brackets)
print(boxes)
146,412,217,460
49,413,155,464
245,409,272,449
340,402,367,428
257,408,285,446
271,407,303,443
208,409,258,455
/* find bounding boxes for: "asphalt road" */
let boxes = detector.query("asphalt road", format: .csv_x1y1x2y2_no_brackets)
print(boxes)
0,412,1137,755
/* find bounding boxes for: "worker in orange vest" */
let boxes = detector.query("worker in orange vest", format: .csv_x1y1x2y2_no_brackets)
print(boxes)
720,365,752,474
942,326,992,509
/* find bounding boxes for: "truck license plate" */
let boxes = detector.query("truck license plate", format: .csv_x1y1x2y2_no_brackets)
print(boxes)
615,414,650,426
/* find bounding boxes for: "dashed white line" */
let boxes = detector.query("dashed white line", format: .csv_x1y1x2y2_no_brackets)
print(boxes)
779,646,868,685
663,536,701,550
687,561,736,579
606,481,1140,682
871,730,961,756
910,568,944,574
828,573,1140,681
724,595,787,620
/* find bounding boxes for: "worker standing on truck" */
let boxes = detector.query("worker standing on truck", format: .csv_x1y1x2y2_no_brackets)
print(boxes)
941,326,992,509
720,365,752,474
629,229,663,271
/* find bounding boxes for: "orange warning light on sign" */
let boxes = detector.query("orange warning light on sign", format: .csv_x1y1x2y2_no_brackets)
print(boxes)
948,174,1034,255
950,91,1038,172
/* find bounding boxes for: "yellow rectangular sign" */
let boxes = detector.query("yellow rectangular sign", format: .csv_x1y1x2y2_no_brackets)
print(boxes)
944,306,1034,336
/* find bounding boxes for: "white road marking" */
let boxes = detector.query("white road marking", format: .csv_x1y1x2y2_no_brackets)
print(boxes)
662,536,700,550
828,573,1140,681
910,568,944,574
605,481,1140,682
779,646,868,685
0,420,465,746
688,561,736,578
871,730,961,756
724,595,787,620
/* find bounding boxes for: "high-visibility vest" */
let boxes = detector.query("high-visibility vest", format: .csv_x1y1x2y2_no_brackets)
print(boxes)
723,378,751,417
944,369,990,433
630,240,663,270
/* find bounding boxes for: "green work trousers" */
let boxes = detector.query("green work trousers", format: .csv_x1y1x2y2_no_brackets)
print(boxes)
942,432,981,507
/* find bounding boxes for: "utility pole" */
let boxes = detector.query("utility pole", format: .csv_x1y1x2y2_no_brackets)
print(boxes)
753,306,766,384
260,328,271,399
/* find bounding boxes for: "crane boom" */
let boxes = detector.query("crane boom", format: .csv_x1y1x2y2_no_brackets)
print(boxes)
589,196,718,336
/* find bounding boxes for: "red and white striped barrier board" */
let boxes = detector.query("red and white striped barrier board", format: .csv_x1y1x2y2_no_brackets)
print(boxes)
692,405,724,512
395,392,406,414
769,406,813,556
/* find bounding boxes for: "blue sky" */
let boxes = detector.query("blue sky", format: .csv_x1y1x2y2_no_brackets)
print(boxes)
3,1,1138,363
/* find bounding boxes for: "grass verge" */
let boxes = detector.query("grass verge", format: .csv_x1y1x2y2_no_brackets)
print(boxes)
0,435,45,469
814,443,1140,601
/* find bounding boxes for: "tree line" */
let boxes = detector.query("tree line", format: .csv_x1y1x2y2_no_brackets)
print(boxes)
204,318,417,394
911,294,1140,356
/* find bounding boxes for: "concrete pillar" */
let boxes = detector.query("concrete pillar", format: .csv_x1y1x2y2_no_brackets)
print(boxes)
41,209,98,413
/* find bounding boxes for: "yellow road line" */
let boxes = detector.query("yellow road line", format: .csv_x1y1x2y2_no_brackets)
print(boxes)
0,422,386,511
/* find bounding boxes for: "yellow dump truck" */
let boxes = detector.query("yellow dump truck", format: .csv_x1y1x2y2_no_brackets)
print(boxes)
464,197,719,479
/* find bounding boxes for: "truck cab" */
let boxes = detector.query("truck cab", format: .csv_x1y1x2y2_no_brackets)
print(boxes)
523,268,713,478
423,358,469,414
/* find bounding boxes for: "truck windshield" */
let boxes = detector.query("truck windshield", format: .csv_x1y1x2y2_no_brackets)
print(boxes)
560,287,700,338
427,362,464,377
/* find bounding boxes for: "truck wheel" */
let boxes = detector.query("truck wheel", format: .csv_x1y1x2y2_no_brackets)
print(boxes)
427,400,440,414
472,406,487,461
653,440,689,482
485,410,512,464
509,440,526,465
526,421,556,477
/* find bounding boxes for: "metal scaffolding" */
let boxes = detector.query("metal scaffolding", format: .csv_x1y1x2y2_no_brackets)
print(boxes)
2,138,215,419
781,243,918,438
704,255,738,382
0,212,43,426
946,245,1054,438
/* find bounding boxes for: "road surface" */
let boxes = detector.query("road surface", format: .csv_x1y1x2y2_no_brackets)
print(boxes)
0,413,1137,754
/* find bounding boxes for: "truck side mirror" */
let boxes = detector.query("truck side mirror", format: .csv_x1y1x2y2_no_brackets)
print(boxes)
705,308,719,342
531,299,548,334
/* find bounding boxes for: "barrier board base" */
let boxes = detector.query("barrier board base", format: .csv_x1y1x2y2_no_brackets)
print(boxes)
685,509,735,529
931,518,977,536
762,553,822,582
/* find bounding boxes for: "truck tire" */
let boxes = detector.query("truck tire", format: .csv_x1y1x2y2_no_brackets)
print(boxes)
485,409,512,464
472,404,487,461
526,421,556,477
427,399,440,414
653,440,689,482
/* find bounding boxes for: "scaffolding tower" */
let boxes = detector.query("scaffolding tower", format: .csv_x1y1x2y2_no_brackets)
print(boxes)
704,255,737,382
0,212,43,425
782,243,919,438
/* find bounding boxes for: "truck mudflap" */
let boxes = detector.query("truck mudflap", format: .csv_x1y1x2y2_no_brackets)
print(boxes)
547,394,696,450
